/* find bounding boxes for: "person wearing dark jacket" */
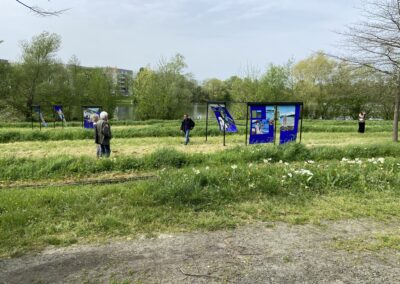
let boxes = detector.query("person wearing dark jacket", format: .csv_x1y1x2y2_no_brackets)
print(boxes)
96,111,112,157
180,114,195,145
358,111,366,133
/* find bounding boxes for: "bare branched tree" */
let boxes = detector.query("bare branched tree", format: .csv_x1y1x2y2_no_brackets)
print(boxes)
335,0,400,141
15,0,68,16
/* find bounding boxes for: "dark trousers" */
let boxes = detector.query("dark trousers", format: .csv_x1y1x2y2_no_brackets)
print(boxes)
358,122,365,133
101,144,111,157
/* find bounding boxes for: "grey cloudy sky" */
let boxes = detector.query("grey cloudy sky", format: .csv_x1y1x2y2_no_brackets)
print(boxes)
0,0,361,80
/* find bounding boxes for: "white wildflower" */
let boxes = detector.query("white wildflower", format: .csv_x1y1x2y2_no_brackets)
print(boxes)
284,162,289,166
248,163,253,168
377,157,385,164
205,166,210,170
231,164,238,170
279,160,283,164
287,173,293,178
249,183,255,189
307,160,315,164
263,159,269,164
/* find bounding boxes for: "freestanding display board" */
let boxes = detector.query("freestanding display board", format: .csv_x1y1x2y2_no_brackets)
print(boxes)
31,105,48,130
246,102,303,145
82,106,102,129
53,105,67,128
210,106,238,133
206,101,238,146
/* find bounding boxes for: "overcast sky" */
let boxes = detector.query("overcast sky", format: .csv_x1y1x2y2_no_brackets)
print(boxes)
0,0,362,80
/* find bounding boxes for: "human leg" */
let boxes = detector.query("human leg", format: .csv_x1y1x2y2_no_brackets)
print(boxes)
185,130,190,145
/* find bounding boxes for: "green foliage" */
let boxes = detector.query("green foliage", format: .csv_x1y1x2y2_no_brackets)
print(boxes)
1,151,400,257
133,54,194,120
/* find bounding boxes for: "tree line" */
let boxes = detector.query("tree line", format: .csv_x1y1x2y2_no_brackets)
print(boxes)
0,31,396,122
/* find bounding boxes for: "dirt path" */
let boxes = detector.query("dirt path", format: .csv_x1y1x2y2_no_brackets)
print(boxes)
1,220,399,283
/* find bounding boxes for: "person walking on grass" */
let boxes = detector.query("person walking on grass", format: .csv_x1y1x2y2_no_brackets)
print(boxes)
358,111,366,133
180,114,195,145
96,111,112,157
91,113,101,158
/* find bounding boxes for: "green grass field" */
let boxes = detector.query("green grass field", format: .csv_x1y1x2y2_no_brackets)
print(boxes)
0,119,399,258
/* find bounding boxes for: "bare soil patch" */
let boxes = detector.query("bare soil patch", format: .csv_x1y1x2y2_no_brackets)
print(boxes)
1,219,399,283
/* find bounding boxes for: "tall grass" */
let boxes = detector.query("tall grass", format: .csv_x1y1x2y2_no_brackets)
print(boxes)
1,143,400,181
1,153,399,257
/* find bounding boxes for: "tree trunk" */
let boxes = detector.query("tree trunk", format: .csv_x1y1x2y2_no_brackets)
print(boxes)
393,88,400,142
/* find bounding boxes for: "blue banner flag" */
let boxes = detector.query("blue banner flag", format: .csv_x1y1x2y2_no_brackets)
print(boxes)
211,106,238,133
54,105,67,124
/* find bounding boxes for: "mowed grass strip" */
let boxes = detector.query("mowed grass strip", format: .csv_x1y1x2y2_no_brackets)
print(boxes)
0,119,395,143
0,131,394,159
1,157,399,258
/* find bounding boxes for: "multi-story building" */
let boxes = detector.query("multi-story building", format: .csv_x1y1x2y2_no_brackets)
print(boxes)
105,67,133,96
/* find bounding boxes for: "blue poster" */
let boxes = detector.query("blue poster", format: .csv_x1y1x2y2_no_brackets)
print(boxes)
211,106,238,133
33,106,48,127
278,104,300,144
54,105,67,124
249,105,275,144
83,107,101,128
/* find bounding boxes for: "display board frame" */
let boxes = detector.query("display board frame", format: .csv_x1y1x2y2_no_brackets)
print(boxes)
245,102,303,145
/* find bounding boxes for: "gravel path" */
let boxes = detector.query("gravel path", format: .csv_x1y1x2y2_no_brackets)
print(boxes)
1,220,399,283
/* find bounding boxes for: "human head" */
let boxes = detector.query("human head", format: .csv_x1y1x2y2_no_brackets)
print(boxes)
100,111,108,121
183,114,188,119
91,113,99,123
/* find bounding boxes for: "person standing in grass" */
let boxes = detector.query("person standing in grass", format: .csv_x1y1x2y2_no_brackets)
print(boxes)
358,111,366,133
180,114,195,145
91,113,101,158
96,111,112,157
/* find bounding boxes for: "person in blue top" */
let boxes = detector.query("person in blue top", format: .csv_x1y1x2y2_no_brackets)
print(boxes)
180,114,195,145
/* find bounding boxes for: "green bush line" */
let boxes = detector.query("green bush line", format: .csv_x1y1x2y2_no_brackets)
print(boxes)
1,154,399,257
0,126,225,143
0,119,179,128
1,143,399,181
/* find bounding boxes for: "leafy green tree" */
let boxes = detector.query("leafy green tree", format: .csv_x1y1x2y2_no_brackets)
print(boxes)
292,52,337,118
86,68,117,118
259,63,292,102
7,32,61,118
133,54,195,120
202,78,230,101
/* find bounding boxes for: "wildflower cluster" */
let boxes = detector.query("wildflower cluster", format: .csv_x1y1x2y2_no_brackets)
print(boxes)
367,157,385,164
341,157,362,165
282,168,314,183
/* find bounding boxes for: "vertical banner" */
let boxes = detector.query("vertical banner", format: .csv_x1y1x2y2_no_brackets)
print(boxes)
33,105,48,127
53,105,67,125
211,106,238,133
83,106,101,129
249,105,275,144
278,104,301,144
